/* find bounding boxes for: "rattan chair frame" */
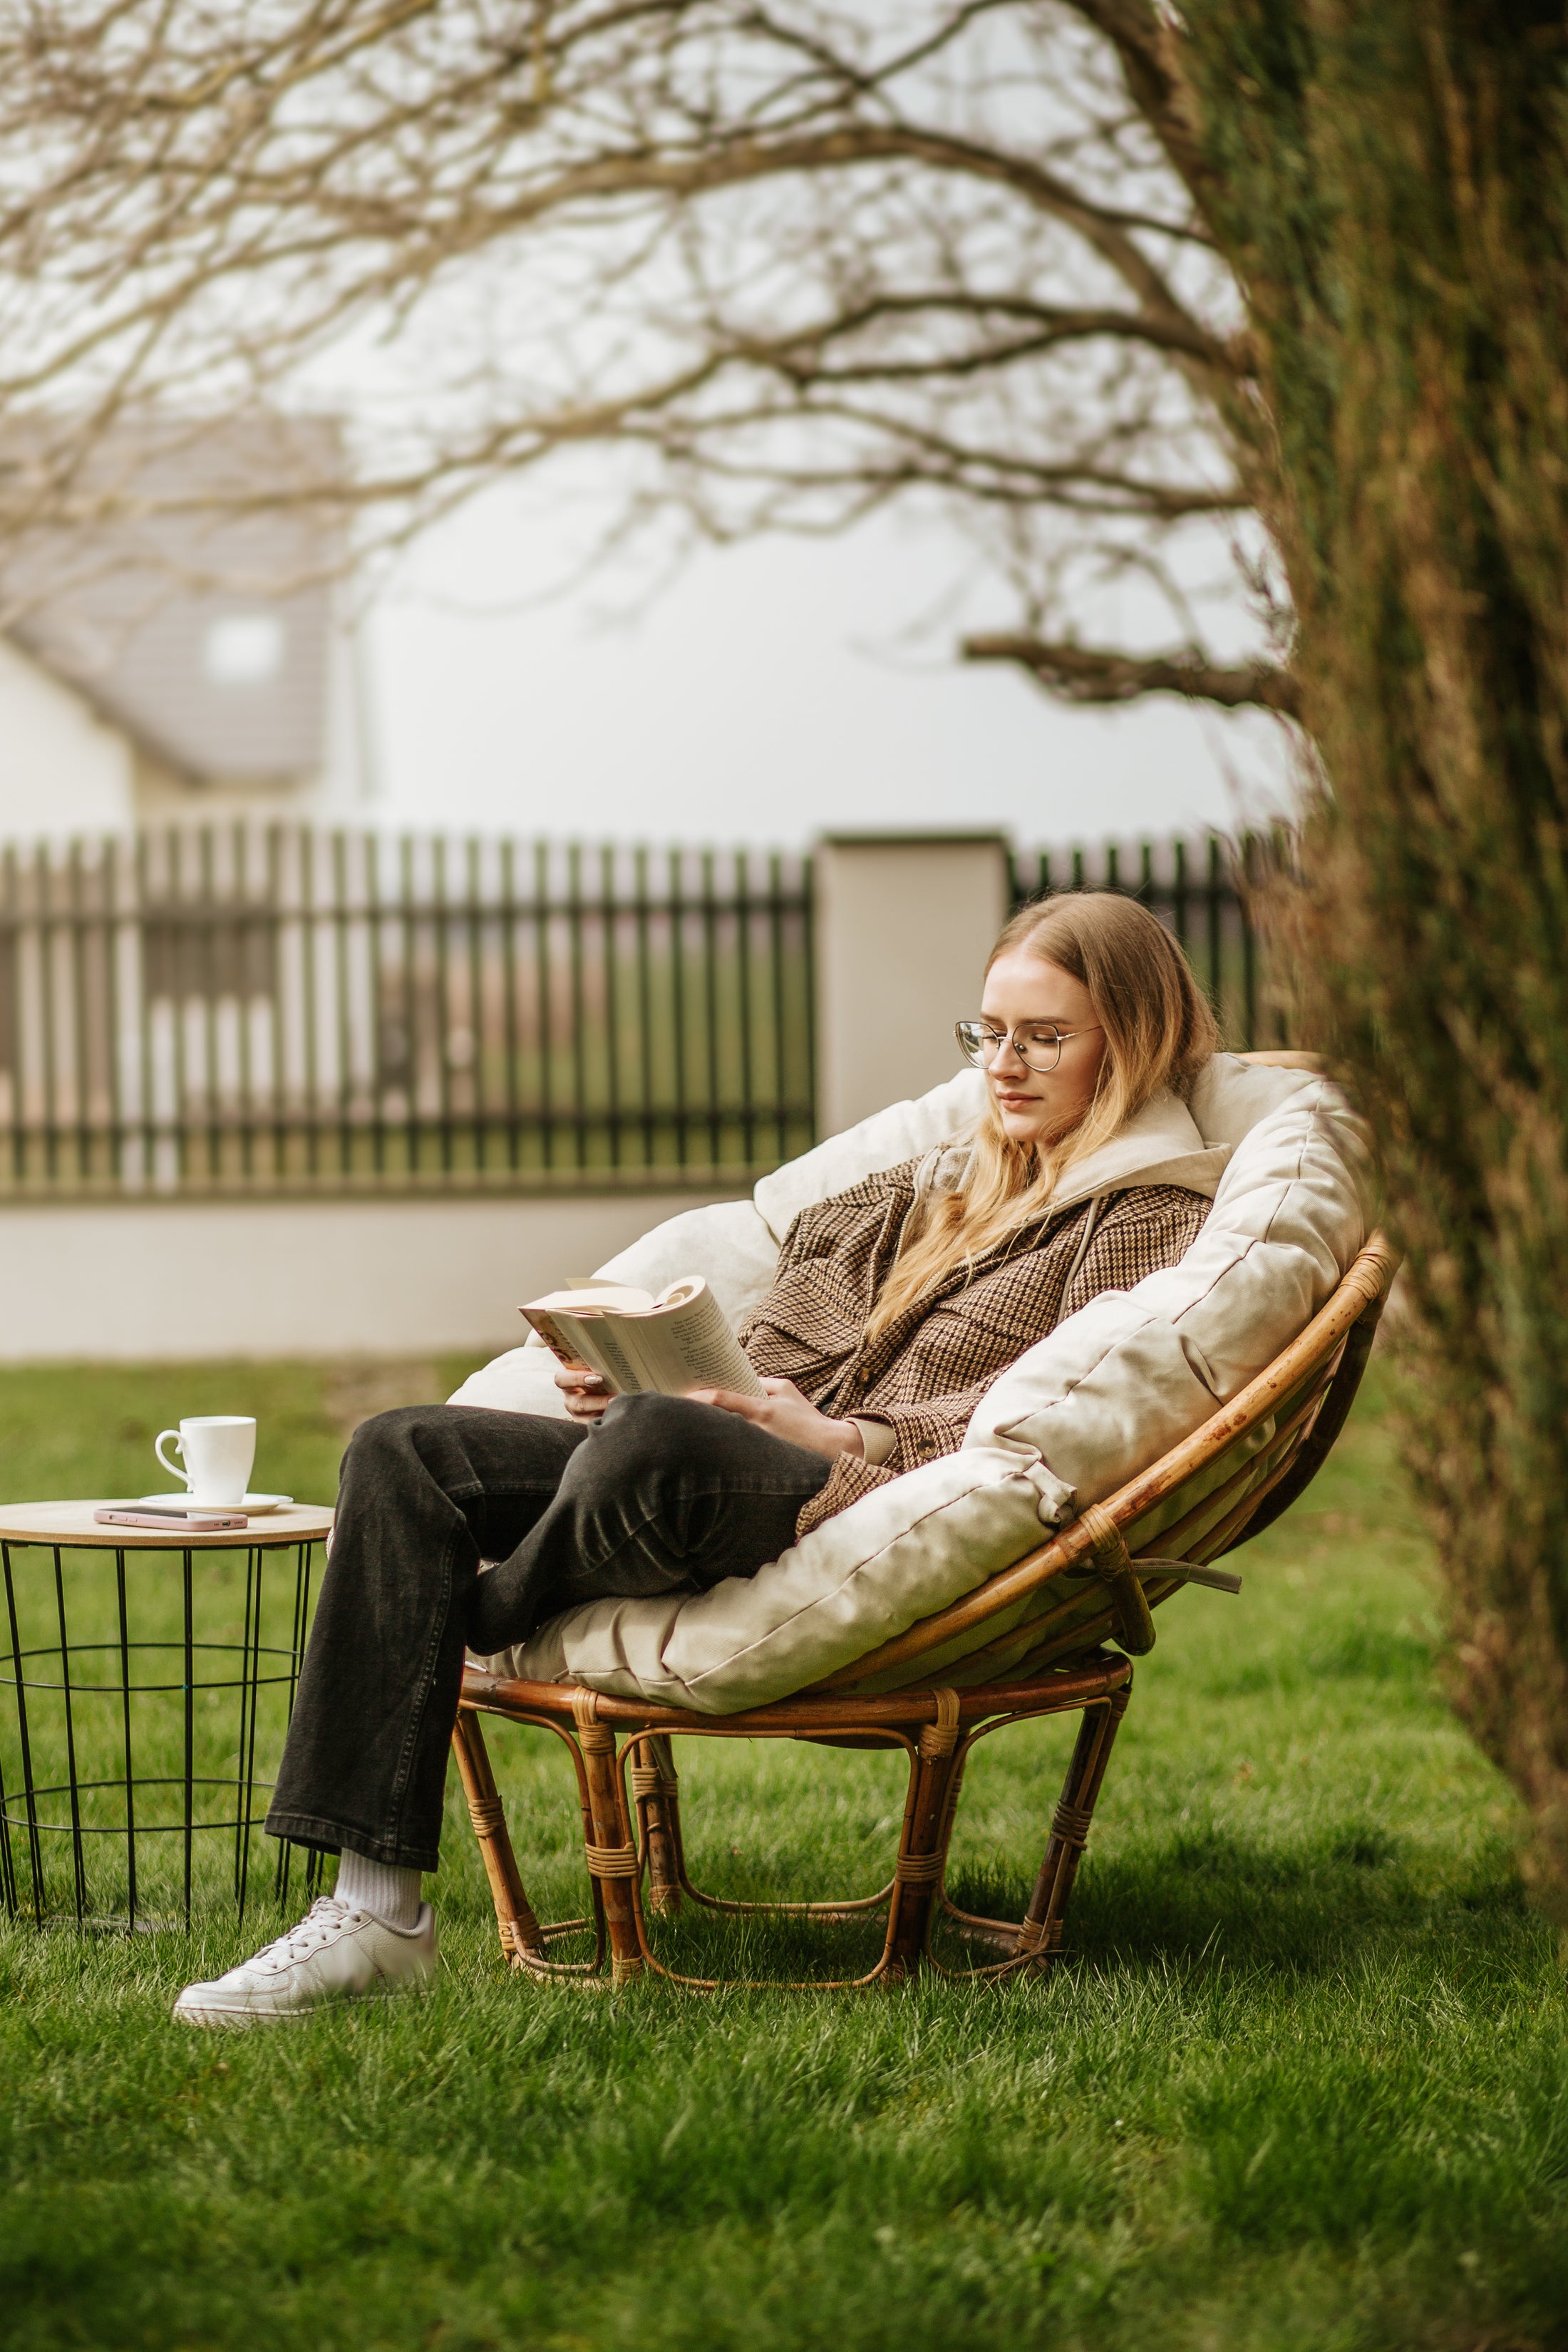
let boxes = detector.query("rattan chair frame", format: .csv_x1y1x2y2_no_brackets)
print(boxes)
455,1229,1398,1989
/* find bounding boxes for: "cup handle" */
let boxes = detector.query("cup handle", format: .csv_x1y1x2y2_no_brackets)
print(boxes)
155,1429,189,1488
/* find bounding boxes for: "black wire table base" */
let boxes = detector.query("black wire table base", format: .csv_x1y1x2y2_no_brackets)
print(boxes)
1,1535,328,1931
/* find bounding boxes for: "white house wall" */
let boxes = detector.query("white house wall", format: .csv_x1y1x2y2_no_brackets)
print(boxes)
316,609,376,813
0,634,135,836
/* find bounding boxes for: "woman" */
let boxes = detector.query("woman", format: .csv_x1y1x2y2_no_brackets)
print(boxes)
174,890,1217,2025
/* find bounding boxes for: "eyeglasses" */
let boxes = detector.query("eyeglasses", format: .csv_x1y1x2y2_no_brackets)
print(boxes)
954,1019,1103,1074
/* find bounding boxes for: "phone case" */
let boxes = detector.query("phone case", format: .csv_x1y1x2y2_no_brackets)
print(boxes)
94,1508,249,1531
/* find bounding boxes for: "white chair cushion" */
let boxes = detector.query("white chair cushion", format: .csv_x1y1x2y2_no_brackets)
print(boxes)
966,1076,1371,1507
505,1443,1058,1711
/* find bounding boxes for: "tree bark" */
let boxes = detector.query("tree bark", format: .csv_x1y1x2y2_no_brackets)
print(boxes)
1173,0,1568,1909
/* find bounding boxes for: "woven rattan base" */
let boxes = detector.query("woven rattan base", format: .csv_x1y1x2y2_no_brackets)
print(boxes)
453,1652,1134,1989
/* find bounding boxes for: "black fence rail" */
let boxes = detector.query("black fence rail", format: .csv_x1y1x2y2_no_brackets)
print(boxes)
1010,834,1287,1056
0,823,1277,1200
0,828,815,1197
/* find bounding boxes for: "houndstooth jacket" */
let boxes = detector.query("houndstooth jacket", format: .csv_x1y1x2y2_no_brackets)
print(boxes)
738,1155,1209,1539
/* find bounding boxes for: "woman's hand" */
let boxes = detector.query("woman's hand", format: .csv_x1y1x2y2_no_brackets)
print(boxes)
554,1363,612,1421
690,1376,864,1463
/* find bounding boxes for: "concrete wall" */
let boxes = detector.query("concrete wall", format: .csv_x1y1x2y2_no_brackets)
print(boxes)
814,831,1012,1134
0,1189,738,1363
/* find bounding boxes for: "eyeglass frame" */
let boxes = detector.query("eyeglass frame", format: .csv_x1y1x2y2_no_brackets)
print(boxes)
954,1018,1104,1074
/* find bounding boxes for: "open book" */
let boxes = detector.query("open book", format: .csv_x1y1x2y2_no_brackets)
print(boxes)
520,1276,766,1401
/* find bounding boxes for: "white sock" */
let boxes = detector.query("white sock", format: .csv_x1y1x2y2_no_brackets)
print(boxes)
334,1847,423,1930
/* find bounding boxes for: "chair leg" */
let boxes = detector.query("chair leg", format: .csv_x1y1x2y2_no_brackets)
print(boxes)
1012,1681,1131,1969
450,1709,547,1965
883,1690,962,1981
572,1691,646,1984
631,1733,684,1915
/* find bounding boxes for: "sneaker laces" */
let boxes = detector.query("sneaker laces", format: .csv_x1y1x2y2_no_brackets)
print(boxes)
245,1895,357,1973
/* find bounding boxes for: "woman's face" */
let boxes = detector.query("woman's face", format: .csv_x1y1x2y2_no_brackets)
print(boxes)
977,950,1108,1150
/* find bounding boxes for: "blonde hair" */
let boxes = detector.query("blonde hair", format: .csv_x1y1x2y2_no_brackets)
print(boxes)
866,891,1219,1338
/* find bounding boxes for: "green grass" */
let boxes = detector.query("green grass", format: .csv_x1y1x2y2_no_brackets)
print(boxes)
1,1361,1564,2352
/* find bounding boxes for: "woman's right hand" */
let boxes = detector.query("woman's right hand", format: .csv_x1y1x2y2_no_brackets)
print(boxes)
555,1363,612,1421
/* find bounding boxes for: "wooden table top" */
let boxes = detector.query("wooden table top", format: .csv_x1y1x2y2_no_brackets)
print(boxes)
0,1500,335,1549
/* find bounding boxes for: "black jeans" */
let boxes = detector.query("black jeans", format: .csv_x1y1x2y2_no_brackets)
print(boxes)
264,1393,832,1872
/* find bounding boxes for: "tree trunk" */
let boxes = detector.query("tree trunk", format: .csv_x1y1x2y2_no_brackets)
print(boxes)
1176,1,1568,1911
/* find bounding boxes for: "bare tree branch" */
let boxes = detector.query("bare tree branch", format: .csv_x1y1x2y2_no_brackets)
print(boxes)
962,631,1301,716
0,1,1278,718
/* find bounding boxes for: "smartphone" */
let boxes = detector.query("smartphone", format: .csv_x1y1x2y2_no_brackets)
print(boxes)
94,1507,249,1531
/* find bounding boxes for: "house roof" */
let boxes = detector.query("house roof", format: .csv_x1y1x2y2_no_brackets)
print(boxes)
1,413,346,783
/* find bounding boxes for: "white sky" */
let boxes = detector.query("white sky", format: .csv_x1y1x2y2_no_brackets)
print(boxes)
363,485,1296,852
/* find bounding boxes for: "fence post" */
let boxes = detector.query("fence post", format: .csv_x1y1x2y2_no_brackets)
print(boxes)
813,832,1012,1138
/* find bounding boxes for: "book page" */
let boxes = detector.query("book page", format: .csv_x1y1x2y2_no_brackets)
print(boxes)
519,1275,764,1400
520,1306,641,1393
573,1315,642,1393
628,1279,767,1398
526,1284,656,1315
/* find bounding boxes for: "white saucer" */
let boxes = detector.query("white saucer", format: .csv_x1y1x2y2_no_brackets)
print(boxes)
135,1492,294,1514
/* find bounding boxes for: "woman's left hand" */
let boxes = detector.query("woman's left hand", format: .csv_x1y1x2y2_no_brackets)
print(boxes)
690,1376,864,1463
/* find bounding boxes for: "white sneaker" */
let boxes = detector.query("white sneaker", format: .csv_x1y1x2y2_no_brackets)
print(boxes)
172,1897,437,2028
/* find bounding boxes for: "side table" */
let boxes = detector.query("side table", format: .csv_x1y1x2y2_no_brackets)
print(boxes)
0,1501,334,1931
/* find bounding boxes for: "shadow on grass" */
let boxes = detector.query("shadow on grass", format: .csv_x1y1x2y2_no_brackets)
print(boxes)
942,1816,1532,1987
1061,1823,1530,1977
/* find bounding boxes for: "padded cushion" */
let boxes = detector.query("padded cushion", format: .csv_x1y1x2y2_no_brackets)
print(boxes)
465,1056,1371,1712
966,1077,1371,1507
504,1443,1058,1711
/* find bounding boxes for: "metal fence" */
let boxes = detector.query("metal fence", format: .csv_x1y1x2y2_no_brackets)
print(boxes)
0,823,1274,1200
1009,834,1289,1057
0,827,815,1197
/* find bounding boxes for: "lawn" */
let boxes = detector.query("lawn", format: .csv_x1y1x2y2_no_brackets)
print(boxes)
1,1357,1564,2352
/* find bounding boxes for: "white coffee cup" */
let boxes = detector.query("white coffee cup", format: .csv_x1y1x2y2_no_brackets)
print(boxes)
154,1416,257,1507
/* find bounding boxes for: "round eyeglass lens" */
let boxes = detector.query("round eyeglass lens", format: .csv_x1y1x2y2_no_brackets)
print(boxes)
954,1021,1066,1071
1014,1026,1066,1071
